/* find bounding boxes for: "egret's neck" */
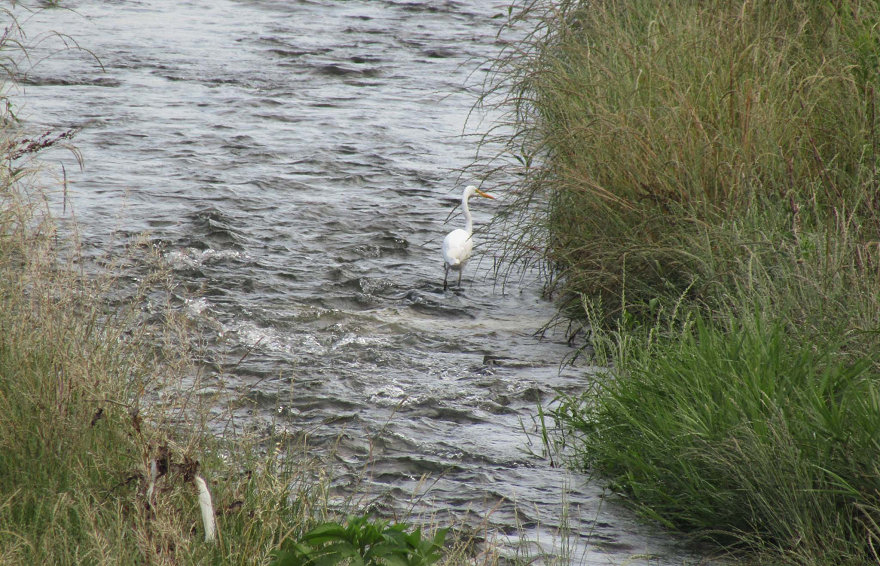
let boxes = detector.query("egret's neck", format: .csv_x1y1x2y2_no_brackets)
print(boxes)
462,194,474,235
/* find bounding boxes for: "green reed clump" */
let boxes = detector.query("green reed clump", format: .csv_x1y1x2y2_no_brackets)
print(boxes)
488,0,880,325
557,313,880,563
482,0,880,562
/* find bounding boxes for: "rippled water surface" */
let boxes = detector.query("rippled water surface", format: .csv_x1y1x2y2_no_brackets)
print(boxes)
15,1,707,563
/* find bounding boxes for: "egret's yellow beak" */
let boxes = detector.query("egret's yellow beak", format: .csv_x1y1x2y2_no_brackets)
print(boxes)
476,189,495,199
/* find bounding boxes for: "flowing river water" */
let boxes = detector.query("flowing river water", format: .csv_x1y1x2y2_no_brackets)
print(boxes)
13,1,707,564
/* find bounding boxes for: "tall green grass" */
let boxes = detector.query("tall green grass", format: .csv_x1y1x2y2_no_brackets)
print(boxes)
488,0,880,326
557,314,880,563
484,0,880,563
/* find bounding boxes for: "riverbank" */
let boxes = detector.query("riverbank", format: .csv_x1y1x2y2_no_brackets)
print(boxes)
488,1,880,563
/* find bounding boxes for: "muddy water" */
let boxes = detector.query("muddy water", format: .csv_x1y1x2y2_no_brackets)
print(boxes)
15,1,705,563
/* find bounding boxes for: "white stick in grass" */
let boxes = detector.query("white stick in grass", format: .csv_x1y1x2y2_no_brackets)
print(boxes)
146,459,159,502
193,475,216,543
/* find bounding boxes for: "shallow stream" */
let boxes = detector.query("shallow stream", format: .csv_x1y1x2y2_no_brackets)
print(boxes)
15,1,706,563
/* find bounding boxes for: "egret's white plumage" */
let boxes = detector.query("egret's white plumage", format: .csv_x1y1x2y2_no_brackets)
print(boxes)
442,185,494,290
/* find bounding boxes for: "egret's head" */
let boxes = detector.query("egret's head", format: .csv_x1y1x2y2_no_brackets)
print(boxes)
464,185,495,200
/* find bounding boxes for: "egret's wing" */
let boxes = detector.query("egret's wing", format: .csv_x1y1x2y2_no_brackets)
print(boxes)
442,229,473,267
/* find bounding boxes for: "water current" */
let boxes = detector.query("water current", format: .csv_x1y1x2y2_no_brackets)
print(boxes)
13,1,708,563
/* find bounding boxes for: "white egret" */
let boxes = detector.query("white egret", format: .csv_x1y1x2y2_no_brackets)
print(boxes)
442,185,495,290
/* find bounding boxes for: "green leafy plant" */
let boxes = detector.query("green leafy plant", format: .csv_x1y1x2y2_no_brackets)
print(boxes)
271,515,447,566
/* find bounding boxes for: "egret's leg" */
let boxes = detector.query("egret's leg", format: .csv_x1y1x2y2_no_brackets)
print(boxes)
457,269,463,287
443,264,449,291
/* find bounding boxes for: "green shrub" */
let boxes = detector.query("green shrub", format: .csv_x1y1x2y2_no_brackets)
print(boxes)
271,515,447,566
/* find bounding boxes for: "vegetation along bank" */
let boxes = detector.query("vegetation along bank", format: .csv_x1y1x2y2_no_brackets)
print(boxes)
486,1,880,564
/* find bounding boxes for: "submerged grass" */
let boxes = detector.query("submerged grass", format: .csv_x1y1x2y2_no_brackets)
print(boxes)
487,0,880,326
483,0,880,563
